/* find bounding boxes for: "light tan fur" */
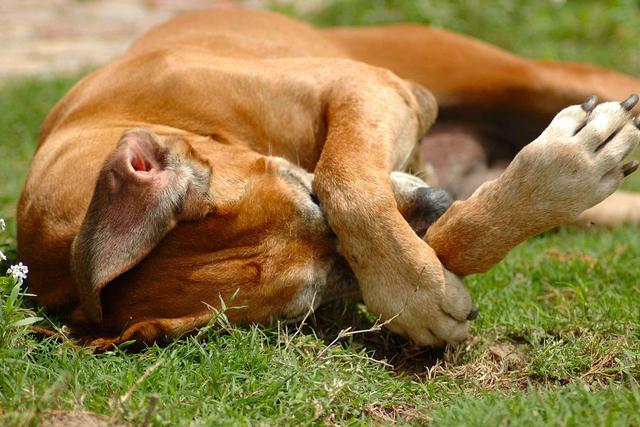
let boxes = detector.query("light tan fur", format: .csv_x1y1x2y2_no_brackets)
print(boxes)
17,9,640,349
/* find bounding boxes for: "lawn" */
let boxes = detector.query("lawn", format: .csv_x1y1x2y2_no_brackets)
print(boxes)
1,1,639,425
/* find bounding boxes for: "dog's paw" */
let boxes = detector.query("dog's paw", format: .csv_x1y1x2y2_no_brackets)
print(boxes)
388,268,476,347
361,250,476,347
506,95,640,221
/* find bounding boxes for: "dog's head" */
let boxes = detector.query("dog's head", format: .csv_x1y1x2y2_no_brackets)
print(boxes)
70,128,451,329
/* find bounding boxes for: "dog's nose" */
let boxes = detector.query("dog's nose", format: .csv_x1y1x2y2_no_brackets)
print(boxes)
406,187,454,236
466,307,480,321
416,187,453,216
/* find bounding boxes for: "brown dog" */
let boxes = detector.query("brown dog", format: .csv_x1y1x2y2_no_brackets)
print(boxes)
17,8,640,349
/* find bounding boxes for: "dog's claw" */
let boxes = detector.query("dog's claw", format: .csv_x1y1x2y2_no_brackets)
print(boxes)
622,160,639,177
621,94,639,111
634,116,640,129
466,307,479,321
581,95,598,112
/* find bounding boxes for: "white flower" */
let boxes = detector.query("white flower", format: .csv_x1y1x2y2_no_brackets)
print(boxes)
0,250,6,262
7,262,28,283
0,218,5,232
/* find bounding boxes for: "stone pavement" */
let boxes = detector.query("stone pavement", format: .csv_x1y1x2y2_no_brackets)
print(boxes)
0,0,323,79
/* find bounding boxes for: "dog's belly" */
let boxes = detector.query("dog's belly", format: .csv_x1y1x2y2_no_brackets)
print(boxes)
418,125,511,199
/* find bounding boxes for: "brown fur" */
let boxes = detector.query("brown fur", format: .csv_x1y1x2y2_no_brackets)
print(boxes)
17,9,640,349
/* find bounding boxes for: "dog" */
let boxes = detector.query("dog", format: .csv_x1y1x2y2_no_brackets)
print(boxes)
17,8,640,349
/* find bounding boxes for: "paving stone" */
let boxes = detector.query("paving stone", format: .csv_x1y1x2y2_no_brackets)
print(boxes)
0,0,242,79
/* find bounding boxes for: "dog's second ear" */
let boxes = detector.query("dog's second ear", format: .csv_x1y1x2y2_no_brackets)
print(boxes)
70,129,211,323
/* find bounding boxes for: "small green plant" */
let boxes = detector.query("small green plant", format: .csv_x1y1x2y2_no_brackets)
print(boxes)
0,217,41,350
0,218,6,263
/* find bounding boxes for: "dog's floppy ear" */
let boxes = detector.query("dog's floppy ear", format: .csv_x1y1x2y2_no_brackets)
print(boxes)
71,129,211,323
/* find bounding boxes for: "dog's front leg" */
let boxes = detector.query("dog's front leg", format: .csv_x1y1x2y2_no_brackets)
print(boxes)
313,73,475,346
426,97,640,276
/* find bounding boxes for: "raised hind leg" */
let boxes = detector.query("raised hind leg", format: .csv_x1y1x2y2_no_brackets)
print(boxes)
323,24,640,114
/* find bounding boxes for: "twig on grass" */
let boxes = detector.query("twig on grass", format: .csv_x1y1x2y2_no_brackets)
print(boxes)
140,395,159,427
284,291,317,350
118,358,164,408
317,310,402,358
315,274,426,360
321,352,393,368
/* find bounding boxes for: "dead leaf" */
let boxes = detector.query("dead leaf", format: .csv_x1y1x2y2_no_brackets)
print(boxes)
545,249,597,268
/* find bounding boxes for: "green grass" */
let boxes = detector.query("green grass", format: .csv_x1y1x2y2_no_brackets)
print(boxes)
279,0,640,75
1,1,640,425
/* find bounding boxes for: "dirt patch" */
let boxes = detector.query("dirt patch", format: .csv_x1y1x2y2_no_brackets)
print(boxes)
40,410,127,427
431,338,531,390
364,403,432,424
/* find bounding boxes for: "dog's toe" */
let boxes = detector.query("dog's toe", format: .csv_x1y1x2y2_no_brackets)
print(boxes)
581,95,598,112
622,160,639,177
575,101,632,152
596,122,640,173
542,103,590,138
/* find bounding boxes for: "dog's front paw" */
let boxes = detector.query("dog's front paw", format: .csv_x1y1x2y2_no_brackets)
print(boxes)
506,95,640,221
361,251,476,347
388,269,476,347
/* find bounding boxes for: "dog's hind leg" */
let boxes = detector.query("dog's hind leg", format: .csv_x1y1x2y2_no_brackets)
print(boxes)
324,24,640,117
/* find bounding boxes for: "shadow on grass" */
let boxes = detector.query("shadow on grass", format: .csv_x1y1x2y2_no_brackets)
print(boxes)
302,299,446,375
